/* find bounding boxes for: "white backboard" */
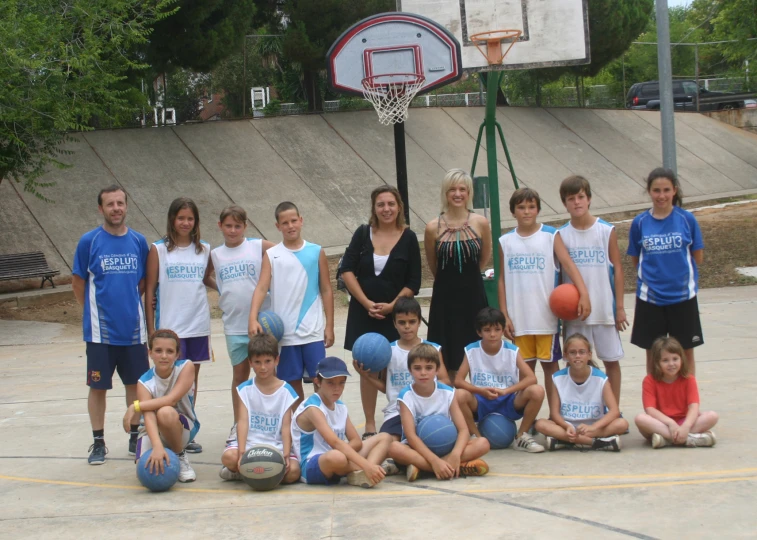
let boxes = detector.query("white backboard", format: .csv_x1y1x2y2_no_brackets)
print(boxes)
397,0,590,71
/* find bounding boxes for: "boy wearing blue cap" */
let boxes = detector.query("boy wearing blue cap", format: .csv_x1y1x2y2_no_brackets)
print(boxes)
291,357,393,488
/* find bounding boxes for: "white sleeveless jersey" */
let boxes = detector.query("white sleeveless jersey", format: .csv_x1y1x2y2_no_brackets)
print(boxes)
553,367,608,425
499,225,559,335
291,394,349,463
383,341,441,422
138,359,199,439
236,379,298,453
267,241,325,346
154,240,211,338
558,219,616,325
465,340,519,390
397,382,455,424
211,239,269,335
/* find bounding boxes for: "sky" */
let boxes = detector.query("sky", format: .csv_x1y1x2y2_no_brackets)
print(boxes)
666,0,691,6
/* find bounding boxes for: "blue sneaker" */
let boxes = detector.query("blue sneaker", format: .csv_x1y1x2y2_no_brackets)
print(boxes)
185,439,202,454
88,443,108,465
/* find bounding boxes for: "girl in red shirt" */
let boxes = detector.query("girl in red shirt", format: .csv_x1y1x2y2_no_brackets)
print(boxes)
634,337,718,448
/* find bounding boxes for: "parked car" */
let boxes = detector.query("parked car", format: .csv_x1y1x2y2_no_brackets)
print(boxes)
625,80,745,111
745,99,757,109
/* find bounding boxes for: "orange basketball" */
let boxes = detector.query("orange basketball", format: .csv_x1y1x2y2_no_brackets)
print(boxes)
549,284,580,320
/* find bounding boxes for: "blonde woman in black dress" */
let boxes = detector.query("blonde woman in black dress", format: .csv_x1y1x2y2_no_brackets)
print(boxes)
425,169,492,382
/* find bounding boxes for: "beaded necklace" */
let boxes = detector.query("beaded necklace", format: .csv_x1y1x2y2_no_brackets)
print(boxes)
436,211,482,272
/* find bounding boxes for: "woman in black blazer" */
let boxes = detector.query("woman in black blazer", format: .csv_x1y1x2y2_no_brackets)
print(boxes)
340,185,421,437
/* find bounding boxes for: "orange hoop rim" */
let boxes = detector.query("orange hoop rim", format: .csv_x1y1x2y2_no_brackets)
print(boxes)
469,29,523,66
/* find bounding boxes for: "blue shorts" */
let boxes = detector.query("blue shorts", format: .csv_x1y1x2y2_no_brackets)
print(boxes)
474,393,524,422
225,335,249,366
86,342,149,390
180,336,211,364
302,454,344,485
278,341,325,382
379,415,403,437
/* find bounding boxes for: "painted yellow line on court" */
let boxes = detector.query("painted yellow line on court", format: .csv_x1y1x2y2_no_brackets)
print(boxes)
487,467,757,480
464,474,757,494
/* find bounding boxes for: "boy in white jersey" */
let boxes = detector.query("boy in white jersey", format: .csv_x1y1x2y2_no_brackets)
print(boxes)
291,357,392,488
353,298,450,443
249,201,335,401
389,344,490,482
498,188,591,413
559,176,628,404
205,205,274,419
455,308,546,453
123,329,199,482
219,334,301,483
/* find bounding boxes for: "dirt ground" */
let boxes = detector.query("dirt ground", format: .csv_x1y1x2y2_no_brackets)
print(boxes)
2,198,756,326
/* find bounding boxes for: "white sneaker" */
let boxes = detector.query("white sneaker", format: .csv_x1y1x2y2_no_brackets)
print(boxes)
512,432,545,453
651,433,669,449
219,466,242,481
347,469,376,488
546,436,571,451
178,452,196,482
381,458,401,476
225,424,238,450
686,430,717,448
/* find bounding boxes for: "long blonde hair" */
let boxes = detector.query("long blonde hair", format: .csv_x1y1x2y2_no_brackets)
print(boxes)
440,169,474,213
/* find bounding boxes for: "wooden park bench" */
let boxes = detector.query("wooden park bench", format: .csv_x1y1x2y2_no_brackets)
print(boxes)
0,251,60,288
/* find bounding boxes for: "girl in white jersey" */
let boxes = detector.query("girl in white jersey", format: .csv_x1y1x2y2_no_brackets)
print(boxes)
535,334,627,452
146,198,210,454
205,205,274,422
123,329,199,482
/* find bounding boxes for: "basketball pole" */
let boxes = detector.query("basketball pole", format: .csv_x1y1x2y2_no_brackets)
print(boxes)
394,122,411,225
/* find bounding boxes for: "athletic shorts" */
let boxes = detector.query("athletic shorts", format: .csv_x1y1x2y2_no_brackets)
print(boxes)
180,336,212,364
134,412,196,459
86,343,149,390
222,426,299,462
301,453,344,485
474,393,524,422
278,341,326,382
631,296,704,350
514,334,560,362
225,335,249,366
564,322,624,362
379,415,403,437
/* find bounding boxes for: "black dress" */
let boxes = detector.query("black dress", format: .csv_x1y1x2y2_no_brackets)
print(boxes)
427,212,488,372
342,226,422,350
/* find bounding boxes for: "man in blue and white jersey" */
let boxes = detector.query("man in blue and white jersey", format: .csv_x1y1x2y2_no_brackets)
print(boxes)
72,185,150,465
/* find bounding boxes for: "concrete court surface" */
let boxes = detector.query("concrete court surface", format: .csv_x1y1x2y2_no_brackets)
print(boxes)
1,287,756,539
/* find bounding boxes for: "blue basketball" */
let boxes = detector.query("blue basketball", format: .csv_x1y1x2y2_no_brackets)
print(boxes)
136,448,180,492
258,311,285,342
417,414,457,456
478,413,517,449
352,332,392,373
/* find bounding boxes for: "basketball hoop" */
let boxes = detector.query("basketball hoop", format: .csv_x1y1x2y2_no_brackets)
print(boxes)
470,30,522,65
361,73,426,126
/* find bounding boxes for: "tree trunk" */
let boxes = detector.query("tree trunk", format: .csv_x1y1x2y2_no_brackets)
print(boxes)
303,69,322,112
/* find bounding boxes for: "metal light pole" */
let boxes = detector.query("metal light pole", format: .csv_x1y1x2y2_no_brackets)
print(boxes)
655,0,677,172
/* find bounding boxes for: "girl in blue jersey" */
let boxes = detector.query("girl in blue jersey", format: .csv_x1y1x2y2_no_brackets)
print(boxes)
627,168,705,376
535,334,628,451
145,197,211,453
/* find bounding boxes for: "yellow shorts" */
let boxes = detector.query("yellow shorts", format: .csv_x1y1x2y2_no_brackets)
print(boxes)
513,334,557,362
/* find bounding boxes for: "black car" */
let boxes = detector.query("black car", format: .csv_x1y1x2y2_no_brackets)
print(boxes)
626,80,745,111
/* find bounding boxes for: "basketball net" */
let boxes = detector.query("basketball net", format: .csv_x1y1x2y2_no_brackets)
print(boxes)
361,73,426,126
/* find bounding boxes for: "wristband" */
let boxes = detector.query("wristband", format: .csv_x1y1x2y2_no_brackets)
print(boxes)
133,400,141,413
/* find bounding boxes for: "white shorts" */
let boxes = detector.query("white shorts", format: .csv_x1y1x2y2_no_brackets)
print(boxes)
135,413,195,459
564,322,623,362
222,424,298,462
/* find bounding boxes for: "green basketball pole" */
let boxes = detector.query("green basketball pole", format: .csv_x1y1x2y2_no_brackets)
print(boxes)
470,71,519,309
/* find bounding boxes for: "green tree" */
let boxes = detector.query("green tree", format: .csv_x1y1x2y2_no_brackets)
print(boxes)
0,0,175,197
145,0,259,73
280,0,394,111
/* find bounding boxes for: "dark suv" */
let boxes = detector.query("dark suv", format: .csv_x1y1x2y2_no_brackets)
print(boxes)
626,80,745,111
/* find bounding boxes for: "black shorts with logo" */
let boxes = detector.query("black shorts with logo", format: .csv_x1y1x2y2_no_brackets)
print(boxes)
631,296,704,350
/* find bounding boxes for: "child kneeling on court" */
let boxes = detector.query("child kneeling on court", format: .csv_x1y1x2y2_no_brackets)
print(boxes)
123,329,199,482
634,337,717,449
389,344,490,482
353,297,451,448
455,307,546,453
535,333,628,451
291,357,392,488
219,334,301,483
